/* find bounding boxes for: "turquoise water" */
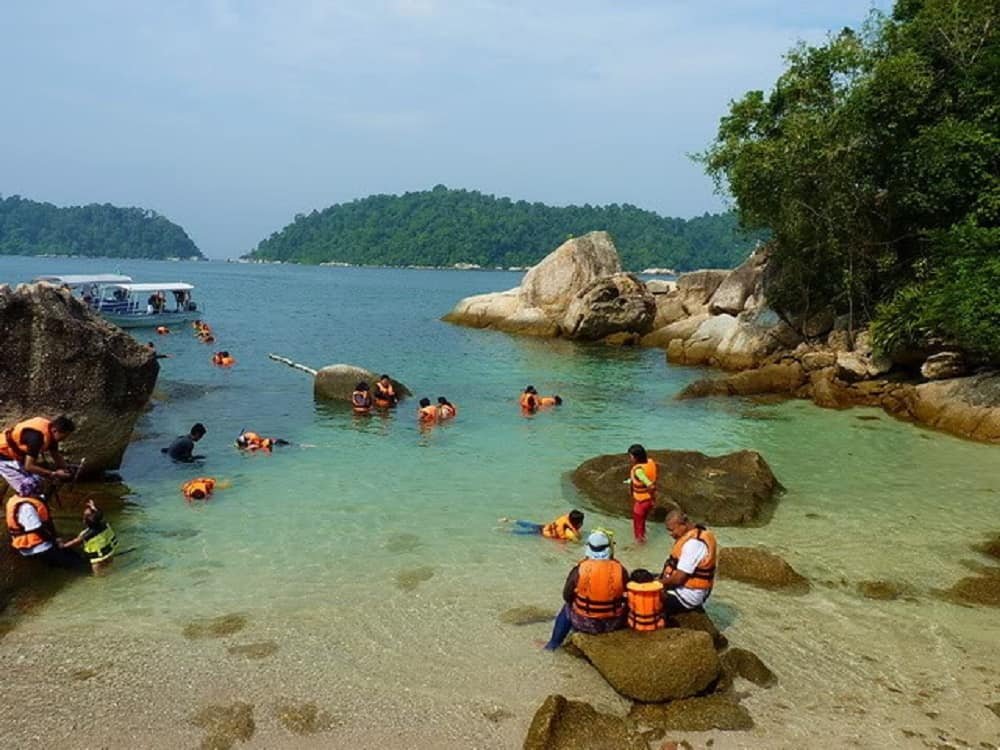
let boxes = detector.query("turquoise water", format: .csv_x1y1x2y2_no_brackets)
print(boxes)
2,257,999,749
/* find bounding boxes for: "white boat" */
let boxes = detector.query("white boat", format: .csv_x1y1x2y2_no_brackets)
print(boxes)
33,275,201,328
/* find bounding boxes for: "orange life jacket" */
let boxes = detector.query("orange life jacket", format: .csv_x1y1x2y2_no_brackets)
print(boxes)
539,397,558,407
630,460,658,503
542,514,579,541
182,477,216,499
352,391,372,413
627,580,666,631
519,393,537,411
438,403,457,420
1,417,53,462
572,559,626,619
156,326,170,335
5,495,56,553
419,405,438,423
239,432,273,451
662,526,717,591
374,382,396,406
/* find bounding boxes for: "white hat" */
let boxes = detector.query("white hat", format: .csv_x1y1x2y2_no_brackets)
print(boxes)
586,531,612,560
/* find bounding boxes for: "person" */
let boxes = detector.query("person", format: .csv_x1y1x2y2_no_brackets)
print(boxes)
500,509,584,541
538,395,563,407
627,443,658,543
146,342,171,359
436,397,457,420
59,499,118,572
162,423,206,462
351,382,373,415
0,415,76,497
182,477,216,500
519,385,539,413
544,530,628,650
5,490,88,571
659,509,717,615
626,568,665,631
418,398,438,423
212,351,235,367
235,430,288,452
373,375,398,409
155,325,170,335
147,294,158,314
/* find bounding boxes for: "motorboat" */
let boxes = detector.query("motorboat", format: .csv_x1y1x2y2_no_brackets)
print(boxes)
34,275,201,328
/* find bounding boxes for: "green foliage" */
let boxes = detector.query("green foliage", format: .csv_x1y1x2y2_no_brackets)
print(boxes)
702,0,1000,360
245,186,763,271
0,195,203,259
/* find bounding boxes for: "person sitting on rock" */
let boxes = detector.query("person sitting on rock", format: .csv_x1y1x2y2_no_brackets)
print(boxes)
436,397,457,420
519,385,539,413
0,415,76,497
5,489,88,572
59,499,118,573
162,423,206,463
659,509,717,615
373,375,398,408
626,568,665,631
544,530,628,650
499,509,584,542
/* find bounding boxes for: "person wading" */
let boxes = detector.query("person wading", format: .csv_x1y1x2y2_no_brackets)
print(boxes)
627,443,658,544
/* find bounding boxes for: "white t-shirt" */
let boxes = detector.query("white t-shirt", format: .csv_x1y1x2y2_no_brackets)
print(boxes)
670,537,709,608
15,503,53,555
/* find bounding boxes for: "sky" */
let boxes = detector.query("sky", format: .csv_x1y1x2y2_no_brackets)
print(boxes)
1,1,890,259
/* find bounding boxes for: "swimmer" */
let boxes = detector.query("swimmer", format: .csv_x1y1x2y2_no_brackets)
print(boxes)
499,510,584,542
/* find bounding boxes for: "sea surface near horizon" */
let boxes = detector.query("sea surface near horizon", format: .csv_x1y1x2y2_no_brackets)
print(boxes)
1,257,998,749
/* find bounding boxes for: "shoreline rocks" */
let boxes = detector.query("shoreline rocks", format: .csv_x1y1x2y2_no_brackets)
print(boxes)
716,547,811,594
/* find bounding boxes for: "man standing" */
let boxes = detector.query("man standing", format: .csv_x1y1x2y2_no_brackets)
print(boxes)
162,423,207,462
0,415,76,496
659,509,717,614
627,443,658,543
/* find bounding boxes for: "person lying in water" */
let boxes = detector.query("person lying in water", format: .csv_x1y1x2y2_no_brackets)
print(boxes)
499,509,584,542
182,477,218,500
60,499,119,573
235,430,289,452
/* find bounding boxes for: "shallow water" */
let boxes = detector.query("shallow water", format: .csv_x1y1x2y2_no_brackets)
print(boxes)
2,257,999,748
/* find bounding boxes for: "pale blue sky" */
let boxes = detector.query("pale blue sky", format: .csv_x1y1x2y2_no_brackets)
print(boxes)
1,1,889,258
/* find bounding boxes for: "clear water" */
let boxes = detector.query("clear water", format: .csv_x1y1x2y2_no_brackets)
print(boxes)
1,257,998,749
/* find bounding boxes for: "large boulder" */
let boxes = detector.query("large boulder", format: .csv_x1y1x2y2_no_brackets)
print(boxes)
675,270,730,316
716,547,811,593
571,449,782,526
523,695,648,750
0,283,158,475
679,362,806,399
313,365,411,402
641,313,709,349
628,696,754,731
571,628,720,702
902,372,1000,443
520,232,621,313
560,273,656,341
921,351,968,380
708,248,767,316
650,292,688,330
664,308,799,370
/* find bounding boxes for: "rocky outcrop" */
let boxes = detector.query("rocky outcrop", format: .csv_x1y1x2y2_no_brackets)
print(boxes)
716,547,811,594
921,351,968,380
523,695,648,750
571,449,782,526
571,628,720,703
719,647,777,688
442,232,655,342
629,696,754,731
0,283,158,475
312,365,411,403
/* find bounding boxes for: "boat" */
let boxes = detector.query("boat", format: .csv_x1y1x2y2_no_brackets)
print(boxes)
33,275,201,328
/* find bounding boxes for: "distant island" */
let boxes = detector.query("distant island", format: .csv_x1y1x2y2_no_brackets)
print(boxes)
0,195,203,260
244,185,765,271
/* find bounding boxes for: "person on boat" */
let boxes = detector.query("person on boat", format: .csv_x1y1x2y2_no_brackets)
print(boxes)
417,398,438,424
544,530,628,650
626,568,665,631
373,375,398,408
59,499,118,573
162,423,206,463
436,397,457,420
0,415,76,497
659,509,717,615
235,430,288,452
5,490,88,572
212,351,235,367
499,509,584,541
351,382,373,415
627,443,658,544
519,385,539,413
539,395,563,407
182,477,216,500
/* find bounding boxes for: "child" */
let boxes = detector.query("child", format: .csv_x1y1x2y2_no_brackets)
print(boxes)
60,499,118,572
626,443,658,543
626,568,665,631
500,509,584,542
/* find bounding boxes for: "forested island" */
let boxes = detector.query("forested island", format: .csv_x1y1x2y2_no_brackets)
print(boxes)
0,195,203,260
244,186,764,271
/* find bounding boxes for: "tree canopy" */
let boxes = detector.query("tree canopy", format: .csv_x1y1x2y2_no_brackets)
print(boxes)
244,185,763,271
0,195,203,260
702,0,999,360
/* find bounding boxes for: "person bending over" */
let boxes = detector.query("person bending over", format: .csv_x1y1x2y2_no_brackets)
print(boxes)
0,415,76,497
162,423,206,463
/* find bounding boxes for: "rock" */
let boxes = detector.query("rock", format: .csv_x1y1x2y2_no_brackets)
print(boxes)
629,696,754,731
708,249,767,316
313,365,411,402
836,352,870,382
651,292,688,330
674,314,739,366
498,605,554,626
571,628,720,702
675,270,730,316
665,308,798,370
641,313,710,349
521,232,621,313
645,280,677,295
936,567,1000,608
973,533,1000,561
719,647,777,687
857,580,905,601
0,283,159,475
800,309,836,339
800,351,837,371
827,329,852,353
560,273,656,341
679,362,805,399
716,547,811,593
571,449,782,526
664,609,728,650
903,373,1000,443
921,352,968,381
523,695,648,750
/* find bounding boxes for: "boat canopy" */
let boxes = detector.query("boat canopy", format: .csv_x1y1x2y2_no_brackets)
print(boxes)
108,282,195,292
35,274,133,287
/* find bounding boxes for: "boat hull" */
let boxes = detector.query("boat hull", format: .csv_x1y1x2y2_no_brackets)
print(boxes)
102,310,201,329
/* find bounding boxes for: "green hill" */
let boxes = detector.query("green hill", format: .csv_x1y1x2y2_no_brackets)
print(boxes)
0,195,203,259
245,186,764,271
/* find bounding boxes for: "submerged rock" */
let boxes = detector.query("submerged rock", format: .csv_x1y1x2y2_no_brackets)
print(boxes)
664,609,728,650
498,605,554,626
937,567,1000,608
227,641,279,659
571,449,782,526
192,702,255,750
571,628,720,702
523,694,648,750
394,565,434,591
857,580,906,601
182,613,248,639
716,547,811,594
274,702,336,735
719,647,777,688
629,696,754,731
974,533,1000,561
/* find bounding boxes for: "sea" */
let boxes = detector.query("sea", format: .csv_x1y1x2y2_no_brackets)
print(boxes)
1,257,998,749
